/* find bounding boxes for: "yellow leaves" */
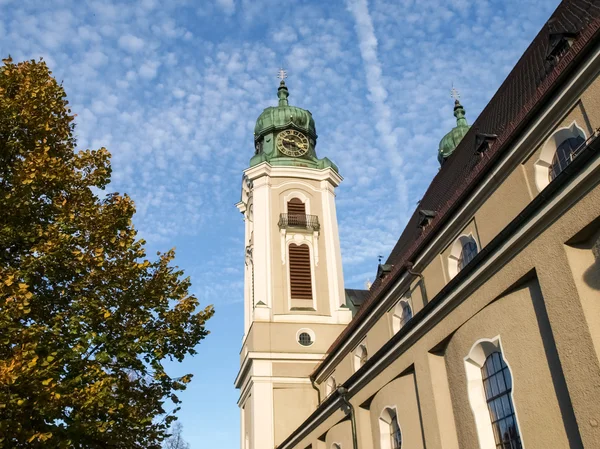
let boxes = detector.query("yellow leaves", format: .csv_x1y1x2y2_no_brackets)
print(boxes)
27,356,38,368
28,432,52,443
4,275,14,286
41,378,53,386
103,310,111,319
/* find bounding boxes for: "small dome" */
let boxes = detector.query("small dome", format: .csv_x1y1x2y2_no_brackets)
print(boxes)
438,100,470,164
254,81,317,141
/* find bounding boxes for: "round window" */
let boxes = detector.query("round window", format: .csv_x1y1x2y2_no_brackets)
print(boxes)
298,332,313,346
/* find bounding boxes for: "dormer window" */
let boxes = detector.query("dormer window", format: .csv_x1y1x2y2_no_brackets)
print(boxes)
475,133,498,155
547,31,578,65
418,209,436,228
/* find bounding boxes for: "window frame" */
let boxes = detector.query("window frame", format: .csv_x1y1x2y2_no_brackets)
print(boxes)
534,121,586,192
379,406,402,449
464,336,524,449
448,233,480,279
353,343,368,371
392,299,413,334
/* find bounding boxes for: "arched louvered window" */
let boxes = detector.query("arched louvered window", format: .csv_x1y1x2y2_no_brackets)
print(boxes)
482,352,522,449
289,243,312,300
549,135,585,181
287,198,307,227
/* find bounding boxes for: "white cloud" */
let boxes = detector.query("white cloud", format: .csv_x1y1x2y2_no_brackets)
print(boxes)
139,60,160,79
216,0,235,15
118,34,145,53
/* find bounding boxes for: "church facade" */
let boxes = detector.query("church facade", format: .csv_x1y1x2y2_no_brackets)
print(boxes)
235,1,600,449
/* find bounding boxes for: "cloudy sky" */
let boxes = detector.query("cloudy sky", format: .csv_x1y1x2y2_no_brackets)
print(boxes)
1,0,560,447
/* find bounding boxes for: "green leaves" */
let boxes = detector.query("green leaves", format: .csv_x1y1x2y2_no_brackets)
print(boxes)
0,57,214,448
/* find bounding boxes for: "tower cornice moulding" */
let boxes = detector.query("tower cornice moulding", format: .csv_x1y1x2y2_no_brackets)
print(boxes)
244,162,343,187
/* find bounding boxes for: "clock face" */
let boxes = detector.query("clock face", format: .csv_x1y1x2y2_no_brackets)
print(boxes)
276,130,309,157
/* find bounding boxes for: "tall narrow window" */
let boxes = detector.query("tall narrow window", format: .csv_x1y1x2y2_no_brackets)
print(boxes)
287,198,306,227
482,352,522,449
389,410,402,449
380,407,402,449
392,299,412,333
289,243,312,300
549,135,585,181
458,237,478,271
353,344,368,371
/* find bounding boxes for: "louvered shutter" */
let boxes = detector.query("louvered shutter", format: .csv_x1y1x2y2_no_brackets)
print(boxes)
289,244,313,300
287,198,306,227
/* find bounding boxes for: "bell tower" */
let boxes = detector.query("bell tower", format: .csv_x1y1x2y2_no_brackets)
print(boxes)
235,75,352,449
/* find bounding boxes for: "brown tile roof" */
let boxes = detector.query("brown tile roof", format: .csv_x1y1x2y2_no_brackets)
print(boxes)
313,0,600,379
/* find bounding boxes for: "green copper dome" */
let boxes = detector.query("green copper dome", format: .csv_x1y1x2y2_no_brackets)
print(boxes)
438,100,470,165
254,81,317,140
249,80,338,172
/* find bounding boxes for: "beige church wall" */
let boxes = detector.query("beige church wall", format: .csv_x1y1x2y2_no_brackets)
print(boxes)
474,167,531,247
368,371,425,449
274,385,319,446
408,277,427,312
356,406,374,449
362,317,392,365
564,219,600,365
420,253,447,302
243,395,252,449
578,70,600,132
272,361,319,378
246,322,348,354
324,420,352,449
269,178,334,316
444,278,574,449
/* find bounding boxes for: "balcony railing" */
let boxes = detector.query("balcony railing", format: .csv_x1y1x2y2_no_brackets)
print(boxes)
278,213,320,232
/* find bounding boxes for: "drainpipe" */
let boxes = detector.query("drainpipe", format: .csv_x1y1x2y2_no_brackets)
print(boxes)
405,262,428,304
310,376,321,405
337,387,358,449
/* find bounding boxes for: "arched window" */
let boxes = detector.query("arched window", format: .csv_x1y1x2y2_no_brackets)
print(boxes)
379,407,402,449
535,122,586,191
464,337,523,449
482,352,522,449
549,134,585,181
392,300,413,333
458,237,478,271
326,376,337,396
353,344,368,371
289,243,313,300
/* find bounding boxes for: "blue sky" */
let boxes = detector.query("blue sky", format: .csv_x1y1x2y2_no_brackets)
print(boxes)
1,0,560,447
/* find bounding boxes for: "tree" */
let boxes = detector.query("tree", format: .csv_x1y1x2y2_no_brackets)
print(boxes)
0,57,214,448
163,422,190,449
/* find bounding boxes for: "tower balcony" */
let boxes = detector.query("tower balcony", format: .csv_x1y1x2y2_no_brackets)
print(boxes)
278,213,320,232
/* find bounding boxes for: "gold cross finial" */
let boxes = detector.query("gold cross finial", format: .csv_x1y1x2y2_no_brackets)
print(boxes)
277,68,288,81
450,85,460,102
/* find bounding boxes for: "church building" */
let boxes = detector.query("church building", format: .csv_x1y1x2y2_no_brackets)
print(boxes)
235,1,600,448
